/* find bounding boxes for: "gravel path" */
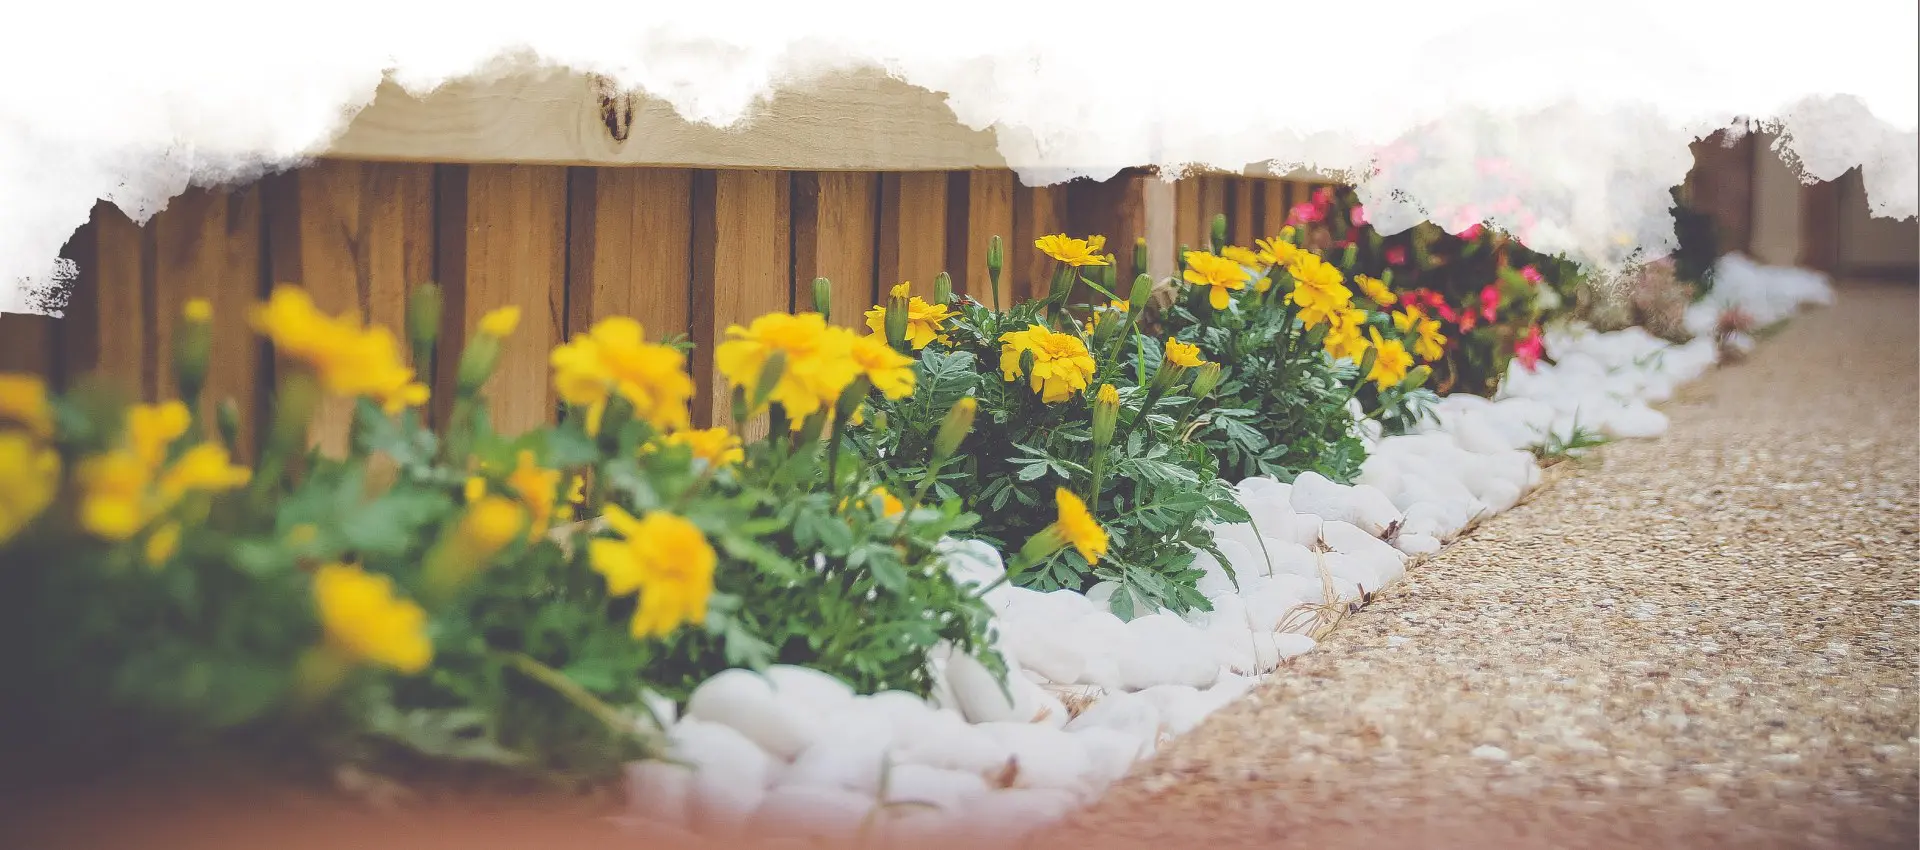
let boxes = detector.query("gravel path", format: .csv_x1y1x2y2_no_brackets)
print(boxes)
1048,280,1919,850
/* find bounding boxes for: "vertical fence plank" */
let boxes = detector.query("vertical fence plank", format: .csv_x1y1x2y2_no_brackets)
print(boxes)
960,171,1014,303
268,159,434,455
1257,178,1287,239
567,166,694,344
56,203,150,399
1012,183,1067,305
0,313,56,381
1230,177,1255,247
690,169,791,435
148,186,265,456
1174,176,1202,258
434,164,568,436
1142,173,1177,283
792,171,878,327
1064,172,1150,288
877,172,949,296
1197,175,1229,245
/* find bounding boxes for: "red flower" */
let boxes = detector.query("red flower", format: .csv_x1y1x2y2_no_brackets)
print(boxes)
1350,204,1368,227
1287,203,1323,226
1514,325,1545,372
1312,187,1333,206
1384,245,1407,266
1459,223,1485,241
1478,283,1501,322
1519,265,1544,285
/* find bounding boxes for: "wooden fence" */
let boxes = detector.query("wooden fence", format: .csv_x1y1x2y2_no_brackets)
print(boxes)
0,69,1338,453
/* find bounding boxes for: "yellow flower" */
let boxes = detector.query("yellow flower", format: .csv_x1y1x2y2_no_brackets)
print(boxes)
478,306,522,337
1086,300,1132,335
998,325,1098,404
504,450,563,541
848,333,918,400
460,494,527,558
154,442,251,503
464,477,487,503
1255,235,1304,267
715,312,860,426
1052,488,1108,565
1035,234,1110,267
183,298,213,322
1220,245,1265,268
312,562,433,674
0,431,60,545
1393,307,1447,361
1096,383,1120,406
0,373,53,438
1365,327,1415,391
843,486,906,517
1322,309,1372,363
1354,275,1397,306
654,427,746,468
1164,338,1207,369
550,317,695,434
863,290,954,351
252,286,429,415
588,506,716,639
1286,255,1354,328
144,521,181,567
287,523,319,549
566,476,587,505
1181,251,1251,310
126,401,192,470
77,452,148,540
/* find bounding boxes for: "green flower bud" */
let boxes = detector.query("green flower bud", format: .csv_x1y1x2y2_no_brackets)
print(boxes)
934,272,953,306
1176,244,1191,275
1018,349,1038,383
1128,273,1154,314
1099,255,1117,292
1016,525,1068,566
1188,362,1224,399
1354,345,1379,384
407,283,443,369
215,397,242,453
1342,244,1358,269
1399,365,1432,392
1210,213,1228,255
172,299,212,406
811,277,833,320
1090,384,1119,450
987,235,1004,281
932,395,978,462
884,288,910,351
748,350,788,416
1132,237,1148,277
454,333,503,397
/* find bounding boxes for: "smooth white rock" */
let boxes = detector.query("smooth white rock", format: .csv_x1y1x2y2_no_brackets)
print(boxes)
1271,632,1317,658
1075,726,1148,792
1118,614,1222,690
763,665,857,717
1288,512,1325,548
977,722,1094,794
626,760,695,828
1394,532,1443,555
961,788,1081,841
779,728,895,795
1063,690,1162,744
666,719,777,833
684,670,821,761
1240,573,1321,632
1345,483,1406,537
888,710,1014,777
1132,685,1211,736
1290,471,1362,530
749,785,875,841
999,619,1087,687
884,763,991,812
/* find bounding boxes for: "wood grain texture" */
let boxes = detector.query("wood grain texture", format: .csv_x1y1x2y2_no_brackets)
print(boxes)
690,170,791,434
148,187,266,455
267,159,434,455
327,68,1007,172
960,171,1014,302
434,164,568,436
566,166,694,342
57,203,151,398
1011,183,1067,305
1256,178,1287,239
1174,177,1202,260
1141,174,1176,283
792,171,879,328
1065,173,1149,286
877,172,949,298
0,313,56,380
1230,177,1255,247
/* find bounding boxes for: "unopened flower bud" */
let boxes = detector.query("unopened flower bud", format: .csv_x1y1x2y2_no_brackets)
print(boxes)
1090,384,1119,450
1210,214,1228,254
934,272,953,306
933,396,978,461
173,298,212,405
884,285,911,351
1399,365,1432,392
987,235,1004,282
1342,244,1358,269
1354,345,1379,383
407,283,443,367
812,277,833,320
1128,273,1153,314
1188,362,1224,399
1132,238,1148,277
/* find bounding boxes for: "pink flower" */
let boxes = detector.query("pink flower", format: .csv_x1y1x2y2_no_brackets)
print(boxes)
1385,245,1408,266
1287,203,1323,226
1514,325,1545,372
1350,205,1368,227
1459,223,1485,242
1312,187,1333,206
1478,283,1501,322
1520,265,1544,285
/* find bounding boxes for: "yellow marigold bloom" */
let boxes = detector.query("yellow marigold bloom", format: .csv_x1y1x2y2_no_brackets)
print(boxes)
155,442,251,503
1365,327,1415,391
1393,307,1447,362
1096,383,1121,406
1286,256,1354,328
312,562,433,674
998,325,1098,404
252,287,430,415
1354,274,1397,306
1164,338,1207,369
1255,235,1304,267
843,486,906,516
0,373,53,438
715,313,860,426
464,477,487,503
127,401,192,470
0,431,60,545
655,427,746,468
183,298,213,323
478,306,522,337
566,475,587,505
1181,251,1251,310
1053,488,1108,565
588,506,716,639
1220,245,1265,268
1035,234,1110,267
504,450,562,541
144,521,181,567
460,494,527,557
76,452,151,541
863,293,953,351
551,317,695,435
1322,309,1372,363
848,333,918,399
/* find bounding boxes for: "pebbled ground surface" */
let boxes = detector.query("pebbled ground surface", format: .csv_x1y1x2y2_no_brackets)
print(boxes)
1046,279,1919,850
